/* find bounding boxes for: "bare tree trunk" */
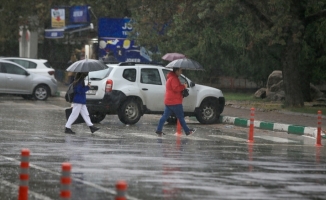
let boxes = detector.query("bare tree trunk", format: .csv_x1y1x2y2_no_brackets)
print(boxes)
282,37,304,107
300,68,312,102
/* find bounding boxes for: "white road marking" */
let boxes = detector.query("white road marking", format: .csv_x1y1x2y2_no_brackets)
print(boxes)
182,135,209,141
128,132,209,141
254,135,298,143
0,178,53,200
209,135,247,142
302,135,316,139
128,132,161,139
0,155,140,200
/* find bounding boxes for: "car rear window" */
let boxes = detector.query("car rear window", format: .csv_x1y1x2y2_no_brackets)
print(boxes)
43,62,52,68
87,68,112,80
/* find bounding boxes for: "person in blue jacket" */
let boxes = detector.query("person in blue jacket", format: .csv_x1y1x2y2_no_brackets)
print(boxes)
65,72,100,134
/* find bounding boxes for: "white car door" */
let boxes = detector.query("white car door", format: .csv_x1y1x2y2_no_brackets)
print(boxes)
138,68,166,111
162,69,197,111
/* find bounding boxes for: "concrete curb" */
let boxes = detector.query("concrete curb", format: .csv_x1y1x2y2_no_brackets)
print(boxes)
220,115,326,139
56,91,66,98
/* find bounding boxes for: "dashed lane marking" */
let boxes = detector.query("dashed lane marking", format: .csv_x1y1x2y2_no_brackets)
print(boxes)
0,178,54,200
181,135,209,141
209,135,247,142
128,132,161,139
0,155,140,200
127,132,210,141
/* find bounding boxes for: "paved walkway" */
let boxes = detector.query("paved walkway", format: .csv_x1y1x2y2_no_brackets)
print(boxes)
56,82,326,138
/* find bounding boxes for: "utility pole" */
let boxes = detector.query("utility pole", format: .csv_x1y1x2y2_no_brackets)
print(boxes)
19,25,30,58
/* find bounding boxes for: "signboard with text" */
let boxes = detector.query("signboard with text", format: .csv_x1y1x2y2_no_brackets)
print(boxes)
98,18,152,62
98,18,132,38
69,5,90,23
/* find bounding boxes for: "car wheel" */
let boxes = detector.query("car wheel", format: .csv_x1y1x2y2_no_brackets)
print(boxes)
117,114,127,124
195,99,219,124
118,99,141,124
33,85,49,100
90,113,106,123
22,95,33,100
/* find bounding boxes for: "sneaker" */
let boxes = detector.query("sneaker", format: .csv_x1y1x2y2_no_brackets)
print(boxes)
186,128,196,136
155,131,166,136
65,128,75,134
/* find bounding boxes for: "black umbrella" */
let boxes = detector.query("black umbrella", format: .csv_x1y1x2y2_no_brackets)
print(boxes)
165,58,204,70
66,58,108,72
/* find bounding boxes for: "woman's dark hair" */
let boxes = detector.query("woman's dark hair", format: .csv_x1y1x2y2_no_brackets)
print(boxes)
173,67,180,72
73,72,87,86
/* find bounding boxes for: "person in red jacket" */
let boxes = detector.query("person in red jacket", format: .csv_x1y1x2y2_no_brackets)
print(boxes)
156,67,196,136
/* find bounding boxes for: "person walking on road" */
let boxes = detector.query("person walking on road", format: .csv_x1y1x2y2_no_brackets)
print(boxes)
65,72,100,134
156,67,196,136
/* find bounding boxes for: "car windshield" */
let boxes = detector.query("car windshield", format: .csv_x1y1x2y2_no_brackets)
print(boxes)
87,68,112,80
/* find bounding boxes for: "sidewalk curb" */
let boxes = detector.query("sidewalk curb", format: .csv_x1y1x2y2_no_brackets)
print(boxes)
220,115,326,139
56,91,66,98
55,87,325,139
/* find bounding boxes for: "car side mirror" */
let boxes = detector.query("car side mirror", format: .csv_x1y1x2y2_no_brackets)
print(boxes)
190,81,195,87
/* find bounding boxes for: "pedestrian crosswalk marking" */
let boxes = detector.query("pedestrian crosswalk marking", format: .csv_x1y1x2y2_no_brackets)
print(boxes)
183,135,209,141
254,135,298,143
128,132,160,139
94,131,300,144
209,135,247,142
126,132,209,140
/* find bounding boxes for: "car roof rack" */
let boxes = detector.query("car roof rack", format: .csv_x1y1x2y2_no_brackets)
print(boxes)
117,62,164,67
118,62,136,66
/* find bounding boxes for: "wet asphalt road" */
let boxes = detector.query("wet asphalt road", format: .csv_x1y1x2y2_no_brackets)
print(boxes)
0,96,325,200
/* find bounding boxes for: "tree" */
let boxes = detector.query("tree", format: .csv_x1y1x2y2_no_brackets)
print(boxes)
130,0,326,107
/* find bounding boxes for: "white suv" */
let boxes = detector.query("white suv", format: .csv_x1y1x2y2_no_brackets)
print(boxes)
1,57,55,79
85,62,225,124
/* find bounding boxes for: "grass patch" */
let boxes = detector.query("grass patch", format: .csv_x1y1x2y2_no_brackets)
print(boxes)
287,107,326,115
223,92,260,101
224,92,326,115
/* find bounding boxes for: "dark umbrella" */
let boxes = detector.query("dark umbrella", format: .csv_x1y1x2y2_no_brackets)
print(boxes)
66,58,108,72
165,58,204,70
162,53,186,61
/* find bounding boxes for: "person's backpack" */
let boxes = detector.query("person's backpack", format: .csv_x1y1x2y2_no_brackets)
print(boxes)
65,84,75,103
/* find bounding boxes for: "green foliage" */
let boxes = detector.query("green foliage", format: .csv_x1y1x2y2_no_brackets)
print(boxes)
129,0,326,106
2,0,326,105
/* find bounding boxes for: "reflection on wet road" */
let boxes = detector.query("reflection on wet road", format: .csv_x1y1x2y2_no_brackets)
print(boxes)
0,97,325,200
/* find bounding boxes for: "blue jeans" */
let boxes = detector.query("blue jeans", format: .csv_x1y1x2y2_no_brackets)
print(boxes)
156,104,190,133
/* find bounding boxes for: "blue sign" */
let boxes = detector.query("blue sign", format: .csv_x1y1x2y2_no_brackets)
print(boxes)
98,38,152,63
44,29,64,39
98,18,132,38
69,5,90,23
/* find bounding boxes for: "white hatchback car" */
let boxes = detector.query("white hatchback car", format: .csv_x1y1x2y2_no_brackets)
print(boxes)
1,57,55,79
85,62,225,124
0,59,57,100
